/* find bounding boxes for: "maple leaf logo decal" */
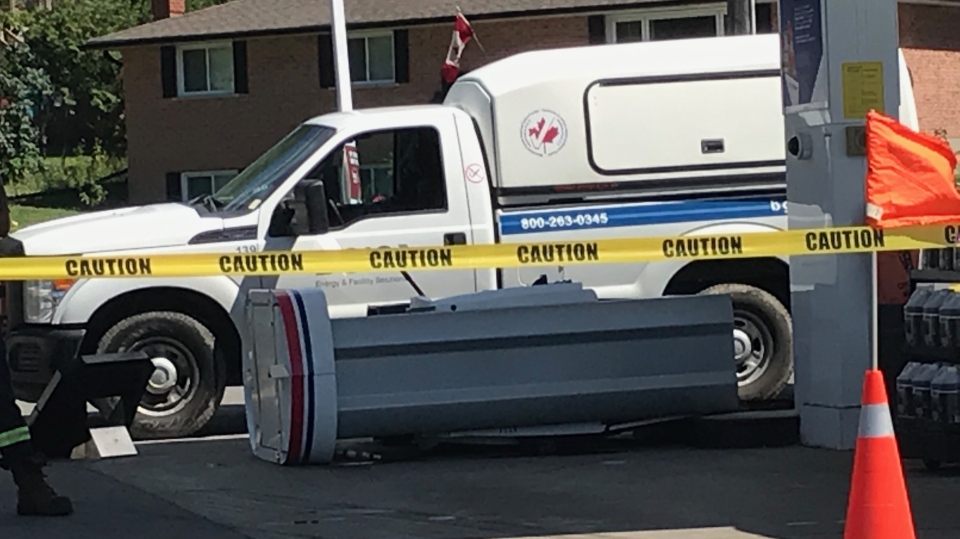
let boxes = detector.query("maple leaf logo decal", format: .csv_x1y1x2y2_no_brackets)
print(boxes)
528,118,545,139
541,126,560,144
521,110,567,157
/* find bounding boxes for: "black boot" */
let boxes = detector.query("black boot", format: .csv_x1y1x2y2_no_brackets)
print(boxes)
9,454,73,517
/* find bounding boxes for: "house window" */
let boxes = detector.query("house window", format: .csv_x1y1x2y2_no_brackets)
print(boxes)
608,7,726,43
755,1,776,34
177,42,234,96
347,31,395,84
181,170,238,202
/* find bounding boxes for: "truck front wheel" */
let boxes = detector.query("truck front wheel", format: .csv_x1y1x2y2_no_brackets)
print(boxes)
96,311,226,439
697,284,793,401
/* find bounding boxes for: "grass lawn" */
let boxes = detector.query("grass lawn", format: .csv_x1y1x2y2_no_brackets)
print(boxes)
10,205,80,231
8,156,129,231
11,156,126,197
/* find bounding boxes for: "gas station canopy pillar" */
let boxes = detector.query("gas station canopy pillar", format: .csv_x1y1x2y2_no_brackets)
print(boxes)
783,0,901,450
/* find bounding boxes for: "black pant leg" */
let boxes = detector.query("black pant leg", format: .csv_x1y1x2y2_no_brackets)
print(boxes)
0,235,31,461
0,339,31,462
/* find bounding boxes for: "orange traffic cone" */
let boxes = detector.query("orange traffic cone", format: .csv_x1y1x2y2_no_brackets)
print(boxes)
843,369,917,539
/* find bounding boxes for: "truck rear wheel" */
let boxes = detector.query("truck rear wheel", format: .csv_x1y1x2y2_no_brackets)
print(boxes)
96,311,226,440
697,284,793,401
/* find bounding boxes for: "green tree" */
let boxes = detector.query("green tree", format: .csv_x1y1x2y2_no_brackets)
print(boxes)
21,0,147,158
6,0,231,162
2,0,232,191
0,20,53,186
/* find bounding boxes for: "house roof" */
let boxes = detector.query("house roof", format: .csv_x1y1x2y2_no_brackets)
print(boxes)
86,0,660,49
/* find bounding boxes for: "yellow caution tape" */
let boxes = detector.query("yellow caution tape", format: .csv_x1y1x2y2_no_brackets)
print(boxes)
1,223,959,281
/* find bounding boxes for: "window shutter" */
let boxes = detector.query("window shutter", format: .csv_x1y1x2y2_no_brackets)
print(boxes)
160,46,177,98
166,172,183,201
233,40,249,94
588,15,607,44
393,29,410,84
317,32,335,88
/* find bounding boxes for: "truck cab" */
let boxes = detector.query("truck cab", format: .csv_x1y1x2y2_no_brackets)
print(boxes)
5,34,920,439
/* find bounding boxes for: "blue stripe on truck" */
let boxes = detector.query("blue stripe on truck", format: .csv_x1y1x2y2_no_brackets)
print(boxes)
498,198,787,236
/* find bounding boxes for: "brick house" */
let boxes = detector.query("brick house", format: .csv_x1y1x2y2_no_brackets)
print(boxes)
86,0,960,205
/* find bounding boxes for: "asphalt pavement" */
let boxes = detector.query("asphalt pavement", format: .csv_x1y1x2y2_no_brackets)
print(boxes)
3,435,959,539
3,389,960,539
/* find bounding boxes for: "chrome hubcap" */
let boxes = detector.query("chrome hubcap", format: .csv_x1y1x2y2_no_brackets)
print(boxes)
733,328,753,362
732,310,774,386
148,357,179,395
130,336,201,418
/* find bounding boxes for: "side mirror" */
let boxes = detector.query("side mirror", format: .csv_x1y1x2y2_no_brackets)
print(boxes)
288,180,330,236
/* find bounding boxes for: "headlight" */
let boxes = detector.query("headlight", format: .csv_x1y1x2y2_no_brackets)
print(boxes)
23,279,75,324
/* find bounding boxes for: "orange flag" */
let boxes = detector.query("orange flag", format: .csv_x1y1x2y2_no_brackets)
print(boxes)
865,109,960,228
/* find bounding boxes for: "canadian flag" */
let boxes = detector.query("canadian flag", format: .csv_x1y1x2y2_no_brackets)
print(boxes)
441,12,475,84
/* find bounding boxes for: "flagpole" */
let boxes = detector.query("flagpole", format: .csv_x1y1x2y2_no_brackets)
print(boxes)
329,0,353,112
472,34,489,58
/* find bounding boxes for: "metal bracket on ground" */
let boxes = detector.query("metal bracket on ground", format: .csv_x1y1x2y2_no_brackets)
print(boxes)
27,351,153,460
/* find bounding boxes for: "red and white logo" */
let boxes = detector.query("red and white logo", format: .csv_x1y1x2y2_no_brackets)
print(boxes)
520,109,567,157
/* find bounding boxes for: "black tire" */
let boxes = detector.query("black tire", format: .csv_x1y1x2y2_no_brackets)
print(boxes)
697,283,793,401
96,311,226,440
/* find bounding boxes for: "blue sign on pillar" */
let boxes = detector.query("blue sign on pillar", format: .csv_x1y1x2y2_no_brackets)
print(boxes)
780,0,826,111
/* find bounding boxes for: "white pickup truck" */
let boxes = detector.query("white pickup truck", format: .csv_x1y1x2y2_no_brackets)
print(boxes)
6,33,920,439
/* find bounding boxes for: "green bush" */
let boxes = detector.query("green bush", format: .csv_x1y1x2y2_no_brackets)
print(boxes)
13,149,125,201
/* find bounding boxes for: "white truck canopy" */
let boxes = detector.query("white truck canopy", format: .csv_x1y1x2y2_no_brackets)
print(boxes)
444,33,786,195
300,34,915,201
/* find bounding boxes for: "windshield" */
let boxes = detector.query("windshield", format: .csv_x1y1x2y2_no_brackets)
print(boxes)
213,124,336,212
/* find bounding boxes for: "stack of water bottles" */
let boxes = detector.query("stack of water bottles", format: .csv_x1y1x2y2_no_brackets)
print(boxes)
919,247,960,271
899,284,960,432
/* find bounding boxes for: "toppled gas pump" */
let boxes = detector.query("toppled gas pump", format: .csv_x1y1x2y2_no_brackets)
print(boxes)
241,282,740,465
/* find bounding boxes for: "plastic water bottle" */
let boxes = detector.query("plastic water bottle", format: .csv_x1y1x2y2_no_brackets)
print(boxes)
896,362,923,418
914,363,941,421
940,247,956,271
923,289,952,347
946,367,960,425
904,287,933,347
940,290,960,347
921,248,941,269
931,365,952,422
931,365,959,425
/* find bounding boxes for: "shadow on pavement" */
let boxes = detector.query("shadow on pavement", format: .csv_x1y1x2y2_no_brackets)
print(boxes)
0,465,249,539
66,422,960,539
8,382,957,539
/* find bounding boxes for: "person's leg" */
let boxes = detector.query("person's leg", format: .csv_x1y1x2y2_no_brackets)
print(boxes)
0,338,32,460
0,344,72,516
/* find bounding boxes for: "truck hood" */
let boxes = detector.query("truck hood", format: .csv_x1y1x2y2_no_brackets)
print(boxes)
11,203,223,256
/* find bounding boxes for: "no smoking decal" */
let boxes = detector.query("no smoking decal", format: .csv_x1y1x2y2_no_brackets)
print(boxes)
465,163,486,184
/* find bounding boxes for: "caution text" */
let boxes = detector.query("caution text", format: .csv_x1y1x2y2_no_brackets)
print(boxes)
219,253,305,274
65,258,153,277
804,229,885,252
944,225,960,244
662,236,744,258
369,248,453,269
516,243,600,264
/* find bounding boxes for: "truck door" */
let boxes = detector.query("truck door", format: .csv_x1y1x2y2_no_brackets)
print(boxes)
265,120,477,317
